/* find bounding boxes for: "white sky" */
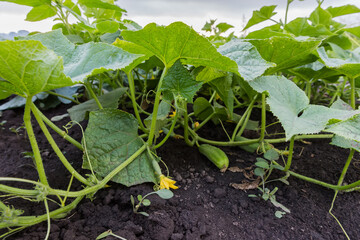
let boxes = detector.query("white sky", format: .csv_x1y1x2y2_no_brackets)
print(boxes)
0,0,359,34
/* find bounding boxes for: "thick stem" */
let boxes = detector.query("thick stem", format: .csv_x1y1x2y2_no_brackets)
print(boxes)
127,72,147,132
283,136,295,171
30,103,90,186
231,95,257,141
259,93,266,142
33,105,83,151
349,77,356,109
24,98,48,185
147,67,168,146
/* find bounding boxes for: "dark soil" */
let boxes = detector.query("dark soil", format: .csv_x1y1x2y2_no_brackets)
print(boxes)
0,104,359,240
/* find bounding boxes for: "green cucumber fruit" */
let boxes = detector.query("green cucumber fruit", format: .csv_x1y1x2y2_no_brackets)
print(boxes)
198,144,229,172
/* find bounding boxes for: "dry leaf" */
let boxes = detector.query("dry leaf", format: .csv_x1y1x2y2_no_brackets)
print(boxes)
230,178,260,190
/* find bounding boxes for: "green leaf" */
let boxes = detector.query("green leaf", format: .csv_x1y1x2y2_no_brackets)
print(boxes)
67,87,127,122
96,230,112,240
83,109,157,186
0,89,11,100
326,5,360,18
195,67,227,83
216,22,234,34
160,60,202,103
331,135,360,152
254,168,265,177
344,26,360,39
121,22,238,71
155,189,174,199
275,211,286,219
234,136,260,153
309,7,332,26
289,61,340,81
243,5,277,31
25,29,142,81
285,18,334,37
245,24,290,39
218,39,275,81
249,76,360,140
0,0,50,7
248,37,321,74
209,74,234,116
193,97,214,121
113,39,154,73
264,149,279,161
326,114,360,143
0,40,72,97
317,46,360,78
25,5,57,22
78,0,125,12
63,0,81,16
139,212,149,217
255,161,270,169
142,199,151,206
96,20,119,34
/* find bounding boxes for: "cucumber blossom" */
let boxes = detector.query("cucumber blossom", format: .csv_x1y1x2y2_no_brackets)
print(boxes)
198,144,229,172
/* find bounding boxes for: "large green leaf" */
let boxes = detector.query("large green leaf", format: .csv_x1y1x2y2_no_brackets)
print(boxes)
326,114,360,143
160,60,202,103
326,5,360,18
248,37,321,74
83,109,156,186
121,22,238,72
284,18,334,37
243,5,277,31
289,61,340,81
249,76,360,140
0,0,50,7
218,39,275,81
0,40,72,97
344,26,360,39
317,46,360,78
113,39,154,73
331,135,360,152
309,6,332,26
25,29,142,82
67,87,127,122
25,5,57,22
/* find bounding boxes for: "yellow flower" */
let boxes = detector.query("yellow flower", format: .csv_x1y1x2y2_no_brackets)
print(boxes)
169,111,176,118
194,122,200,128
159,175,178,190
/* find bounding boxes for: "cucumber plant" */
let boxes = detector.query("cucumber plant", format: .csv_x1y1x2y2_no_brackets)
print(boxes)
0,0,360,239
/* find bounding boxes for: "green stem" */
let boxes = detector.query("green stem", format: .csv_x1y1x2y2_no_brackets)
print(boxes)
349,77,356,109
44,199,51,240
85,83,103,110
30,103,90,186
154,113,178,149
147,67,168,146
194,112,216,132
259,93,266,141
45,91,80,104
127,72,147,132
183,106,194,147
24,98,48,186
0,196,83,229
283,136,295,171
231,95,257,141
0,145,148,198
0,200,7,210
32,104,83,150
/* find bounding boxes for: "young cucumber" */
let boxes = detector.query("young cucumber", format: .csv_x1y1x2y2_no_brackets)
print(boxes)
198,144,229,172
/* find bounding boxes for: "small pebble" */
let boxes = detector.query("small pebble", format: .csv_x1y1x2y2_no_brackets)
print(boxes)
213,188,226,198
205,176,215,183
